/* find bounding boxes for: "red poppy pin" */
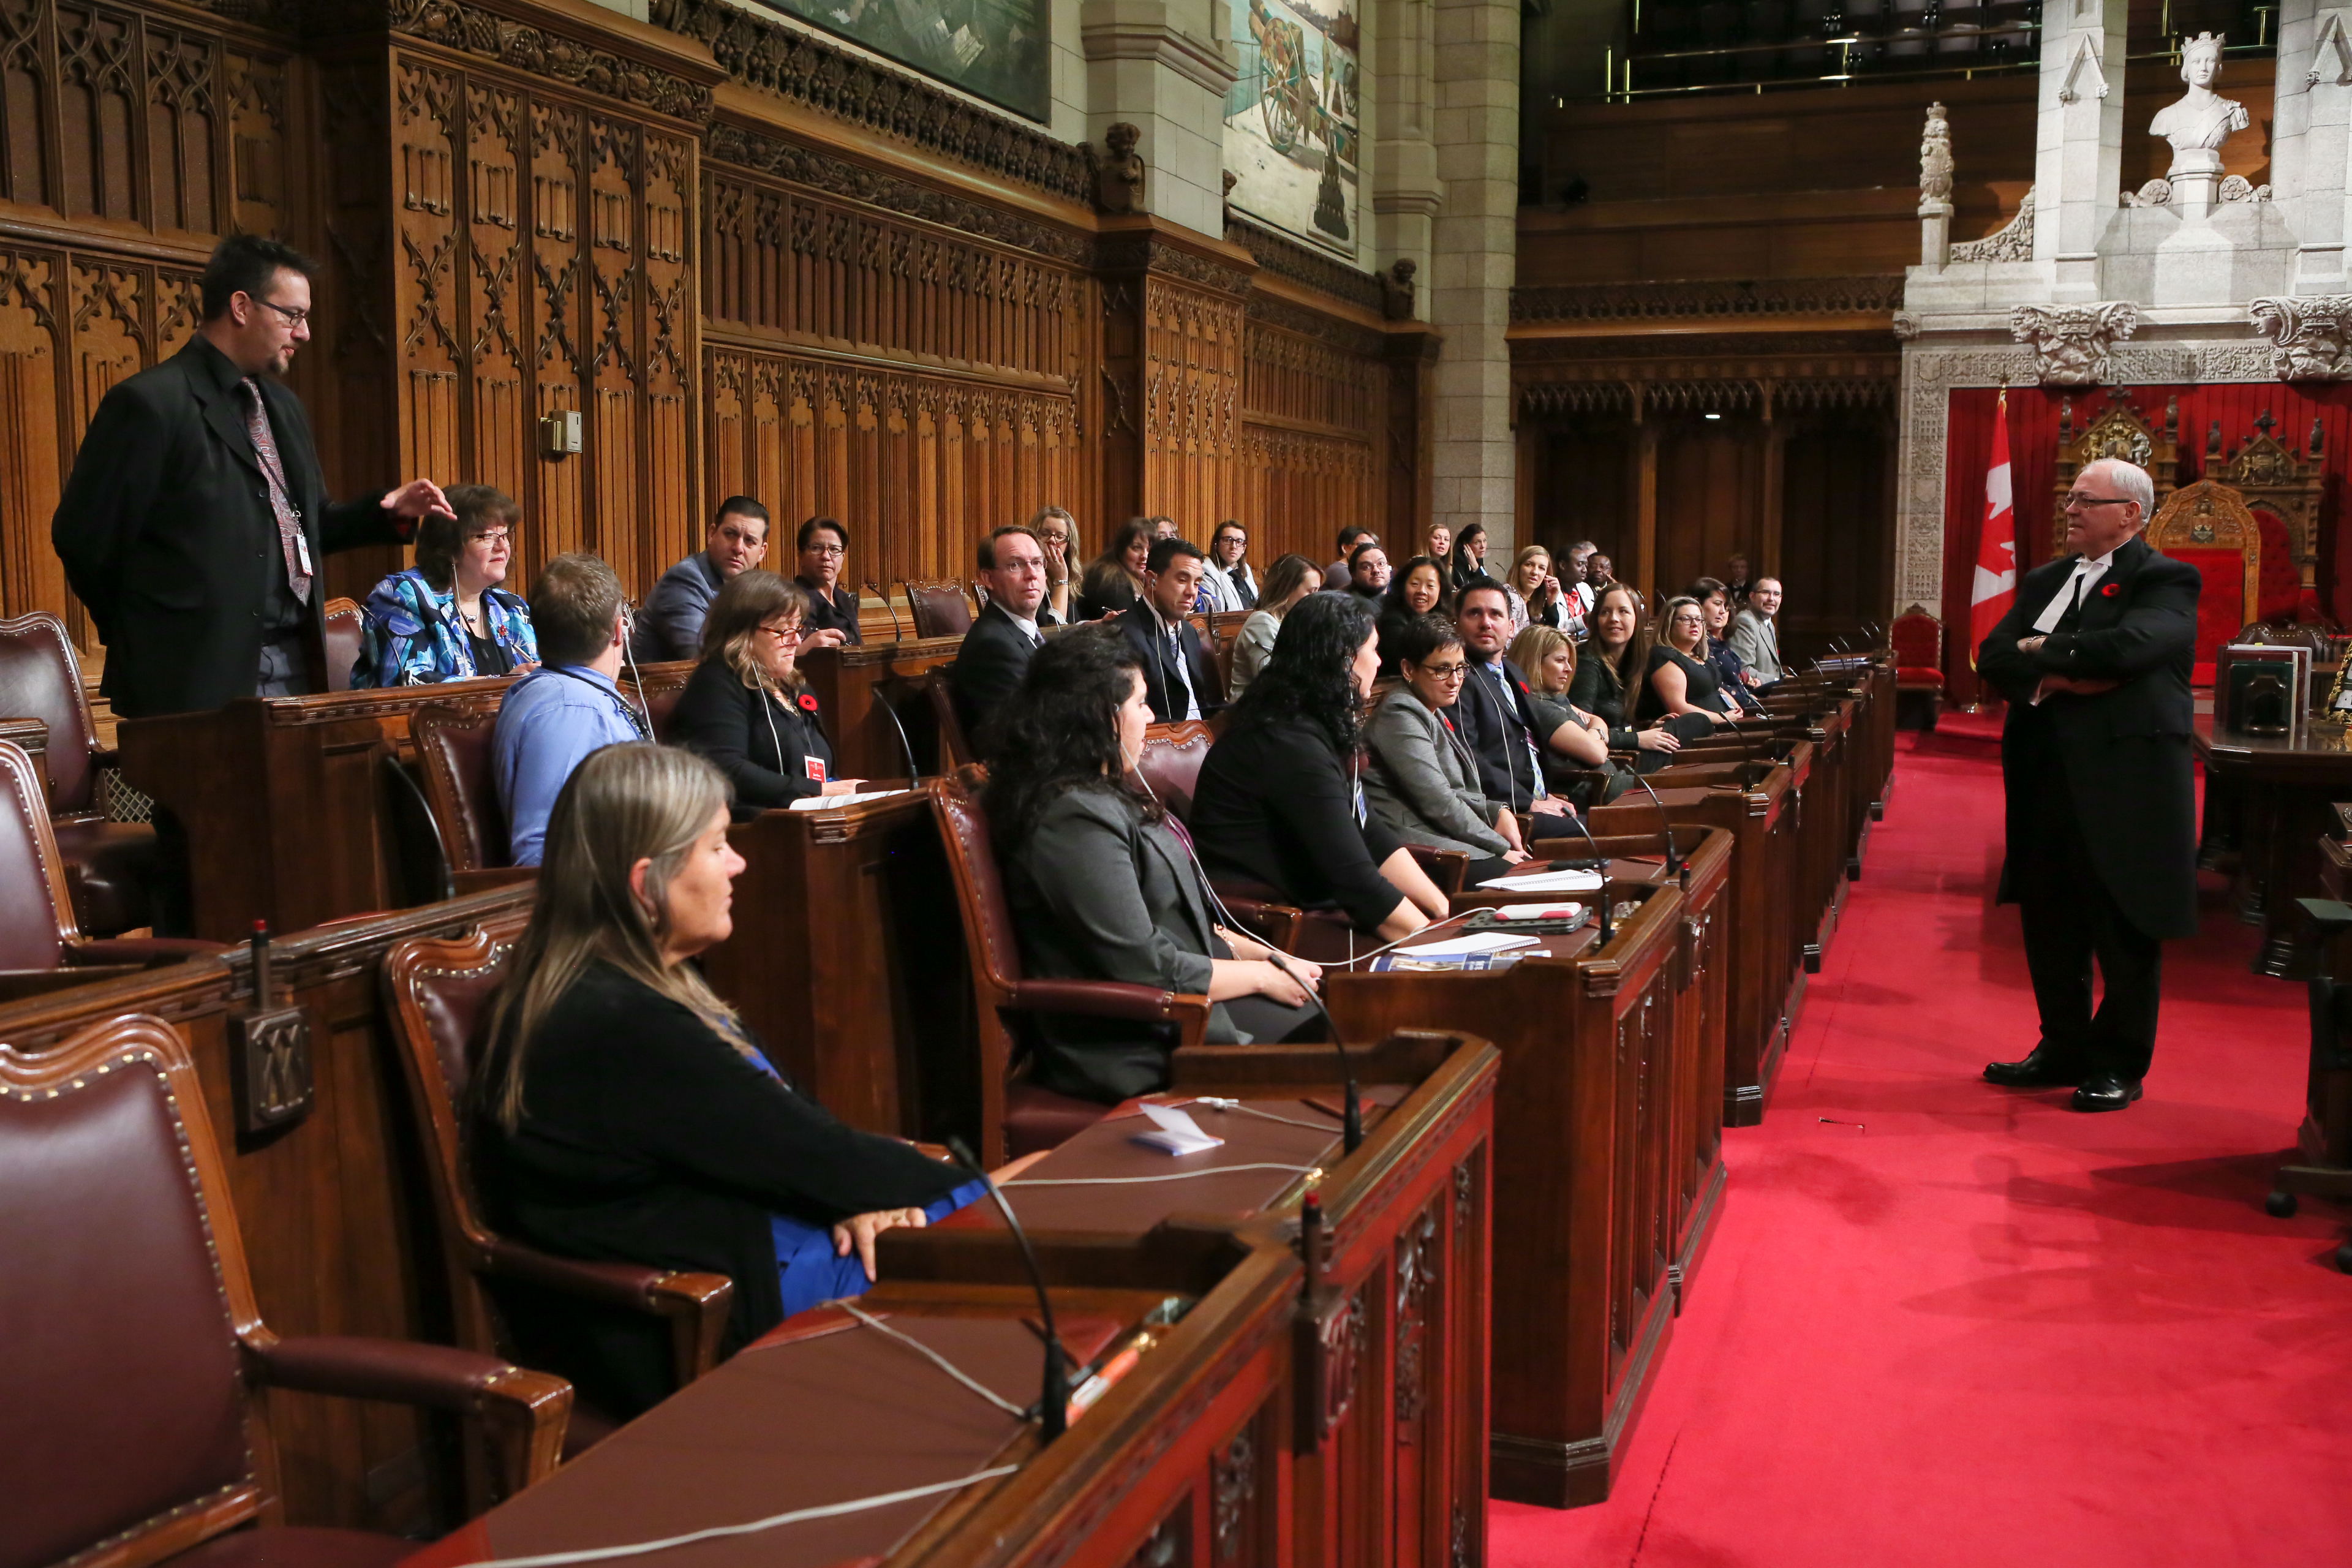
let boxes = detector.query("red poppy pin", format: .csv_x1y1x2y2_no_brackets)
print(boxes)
797,692,820,713
2100,582,2120,598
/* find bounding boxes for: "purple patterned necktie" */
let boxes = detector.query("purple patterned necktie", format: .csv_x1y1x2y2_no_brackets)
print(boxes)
239,378,311,605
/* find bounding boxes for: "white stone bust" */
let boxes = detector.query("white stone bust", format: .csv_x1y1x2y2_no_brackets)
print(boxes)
2149,32,2248,175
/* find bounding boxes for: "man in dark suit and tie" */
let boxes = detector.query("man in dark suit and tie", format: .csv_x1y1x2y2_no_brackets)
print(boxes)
52,233,452,717
1977,456,2200,1112
1119,537,1225,724
948,524,1055,751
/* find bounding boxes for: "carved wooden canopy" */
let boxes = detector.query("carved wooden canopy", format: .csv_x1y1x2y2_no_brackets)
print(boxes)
2050,390,2180,555
2146,479,2261,627
2205,410,2326,606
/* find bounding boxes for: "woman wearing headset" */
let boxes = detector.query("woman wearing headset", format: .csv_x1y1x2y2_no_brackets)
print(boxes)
987,630,1325,1104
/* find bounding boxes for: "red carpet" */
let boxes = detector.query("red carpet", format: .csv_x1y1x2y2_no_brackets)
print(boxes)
1493,734,2352,1567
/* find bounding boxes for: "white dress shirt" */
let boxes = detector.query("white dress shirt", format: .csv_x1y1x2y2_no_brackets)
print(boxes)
2032,546,2119,634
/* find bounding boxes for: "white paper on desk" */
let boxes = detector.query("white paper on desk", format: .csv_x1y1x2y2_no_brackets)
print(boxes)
1393,930,1543,959
1474,868,1604,892
1490,903,1584,921
1131,1101,1225,1156
786,788,911,812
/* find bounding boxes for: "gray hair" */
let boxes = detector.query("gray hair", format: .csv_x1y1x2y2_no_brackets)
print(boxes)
2085,457,2155,525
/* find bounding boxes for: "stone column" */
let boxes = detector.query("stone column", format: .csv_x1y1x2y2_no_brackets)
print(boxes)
1373,0,1443,307
2030,0,2126,302
1080,0,1239,239
1428,0,1519,549
2278,0,2352,292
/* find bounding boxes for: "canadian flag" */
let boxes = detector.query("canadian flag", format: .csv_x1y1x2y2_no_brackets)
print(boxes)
1969,388,2016,664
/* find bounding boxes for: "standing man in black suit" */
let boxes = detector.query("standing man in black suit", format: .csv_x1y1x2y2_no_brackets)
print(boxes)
1120,537,1224,724
52,233,453,717
948,523,1055,751
1978,456,2200,1112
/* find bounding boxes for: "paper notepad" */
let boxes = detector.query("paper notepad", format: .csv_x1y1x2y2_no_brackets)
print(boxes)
1393,930,1542,960
787,788,911,812
1131,1101,1225,1156
1490,903,1585,921
1475,868,1604,893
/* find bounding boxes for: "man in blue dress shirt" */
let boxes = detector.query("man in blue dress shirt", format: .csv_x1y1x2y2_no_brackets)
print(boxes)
494,552,648,865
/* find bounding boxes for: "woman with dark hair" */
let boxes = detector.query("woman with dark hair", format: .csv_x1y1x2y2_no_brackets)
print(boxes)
1228,552,1319,699
1378,556,1450,677
990,631,1323,1102
470,744,976,1416
1191,593,1450,940
1638,595,1737,728
1076,518,1151,620
1687,576,1766,715
1450,521,1493,592
1570,583,1683,758
352,483,538,686
668,570,865,814
1364,613,1527,885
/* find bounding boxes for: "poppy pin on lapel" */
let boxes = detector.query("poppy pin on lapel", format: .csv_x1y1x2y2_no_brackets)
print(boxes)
2100,582,2119,598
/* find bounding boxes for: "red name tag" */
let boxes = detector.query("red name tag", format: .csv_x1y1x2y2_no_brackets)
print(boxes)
805,756,827,783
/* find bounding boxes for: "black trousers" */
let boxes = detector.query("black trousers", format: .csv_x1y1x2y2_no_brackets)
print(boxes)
2013,775,2163,1080
1224,991,1326,1044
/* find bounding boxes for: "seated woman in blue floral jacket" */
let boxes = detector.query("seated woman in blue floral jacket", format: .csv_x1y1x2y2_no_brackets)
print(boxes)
352,483,540,687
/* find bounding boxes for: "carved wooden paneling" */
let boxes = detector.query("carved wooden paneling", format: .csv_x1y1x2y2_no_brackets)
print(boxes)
1140,276,1243,534
1237,300,1389,563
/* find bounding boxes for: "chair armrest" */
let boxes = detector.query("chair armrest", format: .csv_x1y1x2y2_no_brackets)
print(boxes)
1407,845,1468,898
454,867,538,894
66,937,228,966
477,1240,733,1387
1209,883,1303,951
1006,978,1211,1031
246,1334,570,1500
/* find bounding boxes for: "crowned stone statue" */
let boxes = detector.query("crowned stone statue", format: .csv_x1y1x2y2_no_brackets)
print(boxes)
2149,32,2248,180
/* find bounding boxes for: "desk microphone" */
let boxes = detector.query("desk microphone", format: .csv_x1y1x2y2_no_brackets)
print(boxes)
879,693,924,784
1721,714,1767,788
1554,807,1614,944
1627,766,1683,884
865,581,905,642
1264,951,1362,1156
944,1135,1068,1441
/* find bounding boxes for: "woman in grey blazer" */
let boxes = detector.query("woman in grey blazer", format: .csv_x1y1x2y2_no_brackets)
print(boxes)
986,631,1324,1103
1362,613,1530,887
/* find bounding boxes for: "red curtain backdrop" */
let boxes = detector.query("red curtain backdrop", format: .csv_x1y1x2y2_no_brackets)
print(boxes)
1937,382,2352,706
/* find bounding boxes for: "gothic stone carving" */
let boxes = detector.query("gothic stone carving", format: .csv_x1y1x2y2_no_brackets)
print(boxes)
1225,214,1384,312
1918,101,1953,215
2248,296,2352,382
377,0,714,124
1512,274,1904,325
1950,187,2034,263
1096,123,1144,214
2011,302,2139,386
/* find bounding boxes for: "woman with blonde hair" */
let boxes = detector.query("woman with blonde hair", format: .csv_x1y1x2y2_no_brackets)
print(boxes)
1638,594,1738,728
1029,505,1080,624
1227,551,1320,699
1504,546,1573,633
669,569,865,813
470,744,974,1415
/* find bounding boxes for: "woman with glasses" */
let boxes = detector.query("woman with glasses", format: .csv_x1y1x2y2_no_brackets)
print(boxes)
669,570,866,814
1029,506,1081,625
1638,594,1738,729
351,483,538,686
1363,613,1529,886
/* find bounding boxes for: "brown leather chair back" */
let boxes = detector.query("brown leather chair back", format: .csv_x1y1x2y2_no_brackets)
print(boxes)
1,1016,271,1566
928,672,974,771
1136,721,1215,824
412,701,507,873
902,579,975,639
930,778,1023,1159
0,738,77,970
0,611,100,813
322,595,364,693
625,660,695,743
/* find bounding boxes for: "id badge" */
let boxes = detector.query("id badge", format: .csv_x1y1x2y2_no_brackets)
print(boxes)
804,756,827,783
293,526,314,576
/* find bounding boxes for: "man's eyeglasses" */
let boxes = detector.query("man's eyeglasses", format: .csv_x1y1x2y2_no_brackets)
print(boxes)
251,296,310,328
2064,493,2133,510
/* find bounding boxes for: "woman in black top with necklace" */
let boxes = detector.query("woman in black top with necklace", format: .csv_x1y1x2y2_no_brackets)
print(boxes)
1569,583,1685,760
1637,595,1737,727
669,570,865,815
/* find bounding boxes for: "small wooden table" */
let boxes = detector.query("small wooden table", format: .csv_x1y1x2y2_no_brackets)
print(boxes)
2195,715,2352,976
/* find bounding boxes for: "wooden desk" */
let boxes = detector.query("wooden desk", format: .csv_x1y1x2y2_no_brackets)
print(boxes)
408,1254,1302,1568
699,787,973,1144
895,1031,1499,1568
116,682,516,940
0,885,537,1534
1321,830,1731,1507
802,634,967,783
2195,715,2352,976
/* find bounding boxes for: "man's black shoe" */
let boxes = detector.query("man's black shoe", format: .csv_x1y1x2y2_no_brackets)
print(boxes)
2070,1076,2144,1112
1983,1045,2084,1088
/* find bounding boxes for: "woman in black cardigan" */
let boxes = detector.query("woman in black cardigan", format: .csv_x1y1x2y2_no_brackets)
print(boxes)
669,570,864,815
1569,582,1684,763
470,744,975,1415
1190,592,1449,940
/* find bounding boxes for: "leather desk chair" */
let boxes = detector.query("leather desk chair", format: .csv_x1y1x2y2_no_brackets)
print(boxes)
0,610,156,935
930,776,1200,1164
322,596,363,693
902,580,976,639
0,737,221,993
0,1015,571,1564
622,661,694,743
410,703,537,897
928,673,975,771
383,929,734,1440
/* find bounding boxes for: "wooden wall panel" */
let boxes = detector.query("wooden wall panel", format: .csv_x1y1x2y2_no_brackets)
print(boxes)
1238,302,1387,565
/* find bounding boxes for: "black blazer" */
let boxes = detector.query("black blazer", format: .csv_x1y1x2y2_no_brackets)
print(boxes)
796,578,862,647
1117,603,1224,723
1976,533,2201,939
52,337,411,717
1191,715,1405,931
669,657,837,814
949,600,1047,748
472,963,962,1414
1453,655,1550,812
